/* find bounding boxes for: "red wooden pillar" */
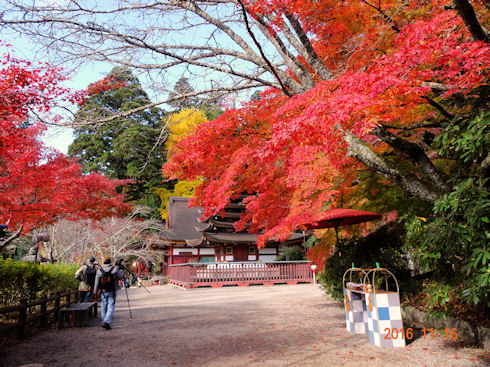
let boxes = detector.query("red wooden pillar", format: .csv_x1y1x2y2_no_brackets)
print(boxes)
169,246,174,265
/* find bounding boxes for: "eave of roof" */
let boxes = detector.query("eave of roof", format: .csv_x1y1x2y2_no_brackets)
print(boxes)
211,219,236,228
217,211,241,219
224,202,244,210
202,232,307,245
185,237,206,247
195,222,213,232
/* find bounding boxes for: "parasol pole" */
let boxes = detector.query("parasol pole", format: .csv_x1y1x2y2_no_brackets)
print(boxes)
334,226,341,247
335,226,343,266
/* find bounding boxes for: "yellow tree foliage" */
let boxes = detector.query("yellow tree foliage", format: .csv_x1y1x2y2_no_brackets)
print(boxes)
165,108,208,153
154,180,201,219
156,108,208,220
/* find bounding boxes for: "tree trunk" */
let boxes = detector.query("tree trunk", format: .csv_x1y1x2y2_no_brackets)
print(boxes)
453,0,488,42
373,126,450,194
345,133,443,203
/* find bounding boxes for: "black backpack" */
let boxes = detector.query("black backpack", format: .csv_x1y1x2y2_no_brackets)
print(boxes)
84,264,97,287
99,266,116,292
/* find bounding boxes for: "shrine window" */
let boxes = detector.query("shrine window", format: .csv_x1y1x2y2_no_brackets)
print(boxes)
249,246,256,254
226,246,233,254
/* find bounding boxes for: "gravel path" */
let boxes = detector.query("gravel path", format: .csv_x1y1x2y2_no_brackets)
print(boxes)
0,284,487,367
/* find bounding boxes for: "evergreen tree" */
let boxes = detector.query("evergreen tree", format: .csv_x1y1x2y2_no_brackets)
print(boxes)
168,77,199,110
68,67,167,215
169,76,223,120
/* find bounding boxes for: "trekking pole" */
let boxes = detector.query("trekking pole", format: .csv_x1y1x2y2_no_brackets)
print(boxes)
123,276,133,319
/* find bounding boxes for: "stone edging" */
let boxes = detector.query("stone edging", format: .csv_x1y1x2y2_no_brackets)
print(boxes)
402,305,489,349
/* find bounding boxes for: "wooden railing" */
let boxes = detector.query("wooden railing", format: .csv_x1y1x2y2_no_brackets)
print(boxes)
0,289,78,339
169,262,314,288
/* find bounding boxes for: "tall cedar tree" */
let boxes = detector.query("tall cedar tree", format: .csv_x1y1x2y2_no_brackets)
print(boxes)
169,76,223,121
168,77,200,110
68,67,167,215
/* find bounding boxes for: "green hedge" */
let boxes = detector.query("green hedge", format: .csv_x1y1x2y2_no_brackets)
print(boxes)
0,259,78,308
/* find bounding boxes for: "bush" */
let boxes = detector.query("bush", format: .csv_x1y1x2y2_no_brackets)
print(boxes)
275,246,306,261
318,223,419,302
404,178,489,309
402,112,490,313
0,259,78,308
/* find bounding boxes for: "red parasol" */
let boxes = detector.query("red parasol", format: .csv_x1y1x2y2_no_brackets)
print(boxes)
303,208,382,230
302,208,383,261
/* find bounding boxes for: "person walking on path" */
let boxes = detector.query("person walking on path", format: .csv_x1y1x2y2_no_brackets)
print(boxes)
75,256,99,303
93,257,123,330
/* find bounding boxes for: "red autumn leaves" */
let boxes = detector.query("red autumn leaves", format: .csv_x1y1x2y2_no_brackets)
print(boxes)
0,52,130,235
163,2,489,246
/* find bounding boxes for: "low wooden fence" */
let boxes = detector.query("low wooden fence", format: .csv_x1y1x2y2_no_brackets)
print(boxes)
169,262,314,288
0,289,78,339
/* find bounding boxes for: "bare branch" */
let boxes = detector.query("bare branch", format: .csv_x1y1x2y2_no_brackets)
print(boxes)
282,11,333,80
0,0,315,97
236,0,292,97
422,97,455,120
68,82,262,127
253,14,315,89
0,224,23,250
360,0,400,33
380,121,442,130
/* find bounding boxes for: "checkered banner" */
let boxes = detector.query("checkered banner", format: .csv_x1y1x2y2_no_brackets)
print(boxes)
366,292,405,348
344,289,368,334
343,267,405,348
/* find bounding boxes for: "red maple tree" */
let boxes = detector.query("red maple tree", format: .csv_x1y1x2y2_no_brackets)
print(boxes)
0,51,130,248
163,1,489,258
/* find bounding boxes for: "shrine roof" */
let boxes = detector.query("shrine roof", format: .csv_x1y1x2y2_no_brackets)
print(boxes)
202,232,307,245
224,202,244,210
163,197,203,242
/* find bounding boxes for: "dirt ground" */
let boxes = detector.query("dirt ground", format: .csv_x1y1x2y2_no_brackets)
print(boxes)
0,284,487,367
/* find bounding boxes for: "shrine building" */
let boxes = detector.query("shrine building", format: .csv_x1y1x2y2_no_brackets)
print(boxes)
163,195,308,267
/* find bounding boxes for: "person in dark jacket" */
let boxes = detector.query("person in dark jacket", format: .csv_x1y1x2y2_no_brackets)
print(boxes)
75,256,99,302
93,257,123,330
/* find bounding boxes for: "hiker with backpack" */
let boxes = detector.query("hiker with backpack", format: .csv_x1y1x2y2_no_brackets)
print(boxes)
75,256,99,303
93,257,124,330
